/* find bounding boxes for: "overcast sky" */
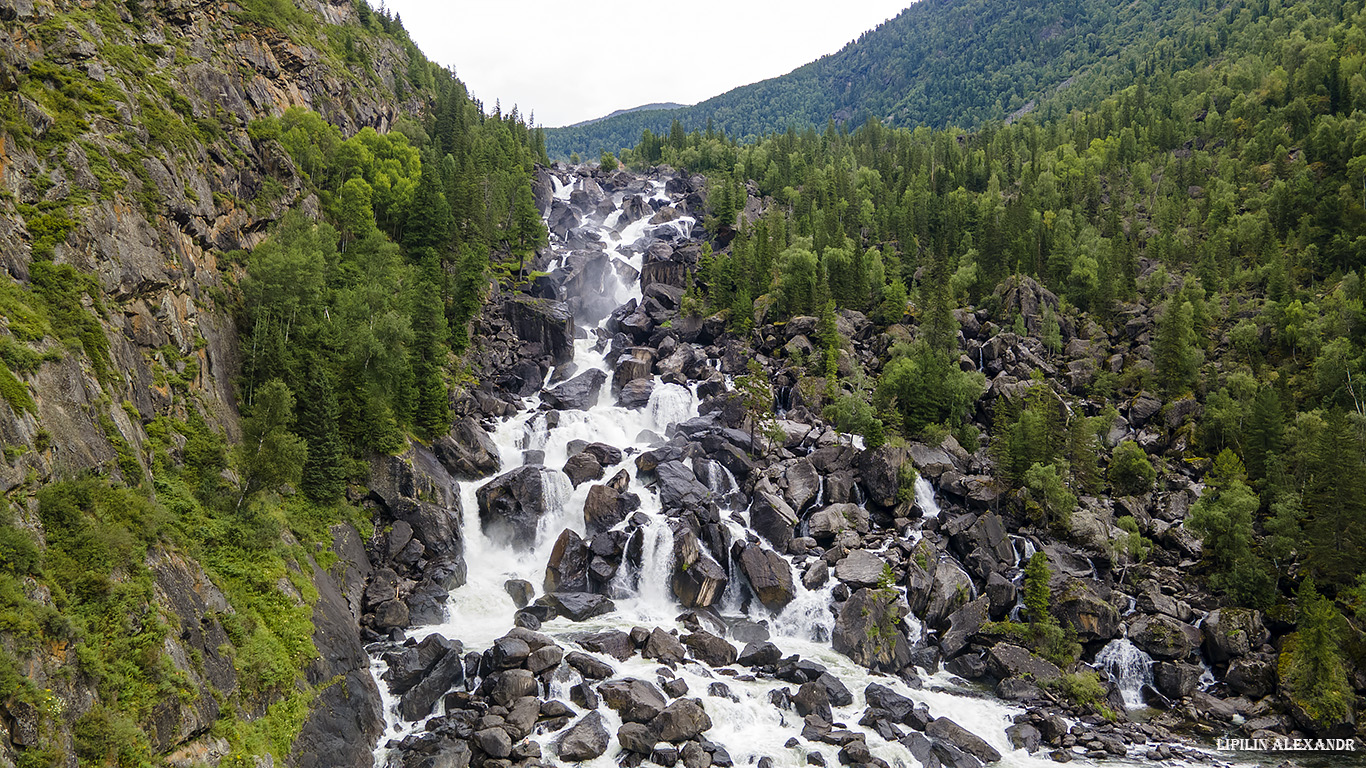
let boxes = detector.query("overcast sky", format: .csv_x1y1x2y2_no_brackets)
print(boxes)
378,1,912,128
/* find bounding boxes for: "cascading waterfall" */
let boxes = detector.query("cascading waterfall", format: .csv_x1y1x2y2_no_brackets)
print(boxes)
367,170,1110,768
914,475,940,518
1095,638,1156,710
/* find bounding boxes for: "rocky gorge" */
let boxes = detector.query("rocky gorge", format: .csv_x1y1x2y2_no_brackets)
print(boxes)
351,164,1328,768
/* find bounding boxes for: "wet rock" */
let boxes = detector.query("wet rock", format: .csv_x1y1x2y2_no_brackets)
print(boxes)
792,682,832,721
802,560,830,590
543,528,590,593
584,483,641,535
490,636,531,669
565,651,615,679
651,699,713,743
1226,656,1277,698
657,460,712,513
544,369,609,410
619,722,658,754
557,711,610,761
736,543,796,610
397,641,467,720
985,644,1060,682
940,596,990,658
563,451,605,487
547,592,615,621
738,641,782,667
618,378,656,409
526,644,564,674
807,503,869,544
1128,614,1198,660
923,558,974,629
645,628,687,665
504,579,534,608
1007,722,1042,752
671,527,729,609
1053,584,1120,642
488,668,537,707
600,678,668,723
926,717,1002,763
504,296,575,365
580,629,635,661
858,445,910,509
477,466,567,548
834,549,888,588
383,634,461,696
833,587,912,673
1153,661,1200,700
749,489,799,551
474,727,512,758
434,418,502,480
1202,608,1268,664
682,630,738,667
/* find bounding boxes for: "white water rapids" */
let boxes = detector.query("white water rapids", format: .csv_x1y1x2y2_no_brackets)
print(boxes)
365,171,1193,768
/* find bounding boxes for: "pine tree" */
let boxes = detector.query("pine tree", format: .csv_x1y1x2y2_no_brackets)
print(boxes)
298,362,346,503
1154,299,1197,396
1302,413,1366,585
405,160,453,254
1283,578,1353,727
411,273,450,441
511,181,546,278
1243,385,1284,485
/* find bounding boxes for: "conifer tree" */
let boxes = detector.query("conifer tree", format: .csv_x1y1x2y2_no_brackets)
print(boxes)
298,362,345,503
511,181,546,278
1154,299,1197,396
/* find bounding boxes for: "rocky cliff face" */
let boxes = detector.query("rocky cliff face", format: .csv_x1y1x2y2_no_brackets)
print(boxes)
0,0,433,764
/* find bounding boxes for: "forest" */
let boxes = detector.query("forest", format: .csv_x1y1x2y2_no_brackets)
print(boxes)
615,0,1366,724
546,0,1233,160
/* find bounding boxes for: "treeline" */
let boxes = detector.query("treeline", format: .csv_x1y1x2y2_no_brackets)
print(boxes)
636,0,1366,620
545,0,1234,160
237,76,548,503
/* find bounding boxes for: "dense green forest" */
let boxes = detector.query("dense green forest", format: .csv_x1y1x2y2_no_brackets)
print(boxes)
622,0,1366,723
545,0,1233,160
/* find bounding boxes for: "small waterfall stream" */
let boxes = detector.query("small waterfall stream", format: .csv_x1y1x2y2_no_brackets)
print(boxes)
1095,639,1155,711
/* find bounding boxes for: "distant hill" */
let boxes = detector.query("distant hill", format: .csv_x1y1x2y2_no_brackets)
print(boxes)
544,0,1213,159
563,102,688,129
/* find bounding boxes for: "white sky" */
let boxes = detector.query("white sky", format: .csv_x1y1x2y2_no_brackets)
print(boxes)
377,1,912,128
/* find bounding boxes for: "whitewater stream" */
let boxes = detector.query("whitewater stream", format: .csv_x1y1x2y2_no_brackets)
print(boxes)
365,171,1215,768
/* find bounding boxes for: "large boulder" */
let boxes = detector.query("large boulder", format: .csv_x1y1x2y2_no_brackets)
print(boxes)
557,711,610,761
1129,614,1199,661
547,592,615,621
834,549,888,588
544,369,609,410
749,489,798,551
669,527,728,608
477,466,568,548
584,483,640,535
504,296,574,365
833,587,912,673
599,678,668,722
656,460,711,513
939,596,990,658
433,418,501,480
807,503,869,544
650,698,712,743
398,650,465,720
857,445,910,509
736,543,795,610
985,643,1061,682
1053,583,1120,642
1202,608,1268,664
543,528,590,593
681,630,737,667
925,717,1002,764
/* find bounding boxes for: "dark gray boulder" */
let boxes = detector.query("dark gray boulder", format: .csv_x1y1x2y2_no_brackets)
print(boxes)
557,711,610,761
544,369,609,410
434,418,501,480
650,698,713,743
833,587,912,673
477,466,566,549
736,543,795,610
599,678,668,722
504,296,574,365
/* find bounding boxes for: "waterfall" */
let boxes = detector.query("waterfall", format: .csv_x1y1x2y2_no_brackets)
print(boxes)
1095,638,1155,710
914,475,940,517
368,170,1065,768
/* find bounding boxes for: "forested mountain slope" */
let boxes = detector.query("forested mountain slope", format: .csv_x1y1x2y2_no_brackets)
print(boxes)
612,0,1366,739
545,0,1222,159
0,0,544,765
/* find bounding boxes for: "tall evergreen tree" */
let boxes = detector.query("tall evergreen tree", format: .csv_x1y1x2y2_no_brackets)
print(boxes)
298,362,346,503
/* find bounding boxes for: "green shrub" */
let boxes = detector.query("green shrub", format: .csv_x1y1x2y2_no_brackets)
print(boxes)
1045,671,1116,721
0,361,35,415
1108,440,1155,495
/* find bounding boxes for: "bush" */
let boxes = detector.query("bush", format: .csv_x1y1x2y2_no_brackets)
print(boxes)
1108,440,1155,495
1045,671,1116,721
